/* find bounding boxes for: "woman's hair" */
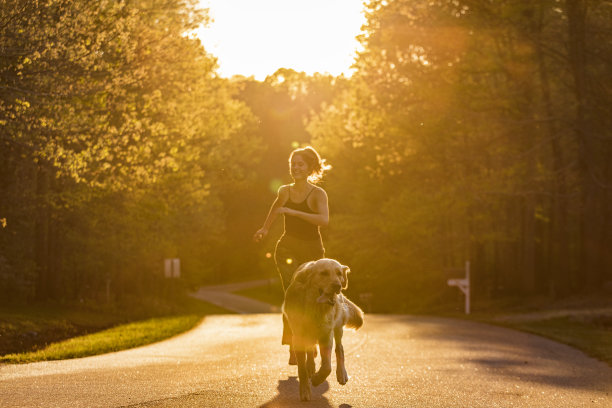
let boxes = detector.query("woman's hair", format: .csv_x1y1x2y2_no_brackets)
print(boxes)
289,146,331,183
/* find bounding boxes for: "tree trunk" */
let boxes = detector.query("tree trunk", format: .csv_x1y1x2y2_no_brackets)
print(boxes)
534,5,571,296
520,196,536,293
566,0,599,290
34,165,50,301
603,153,612,286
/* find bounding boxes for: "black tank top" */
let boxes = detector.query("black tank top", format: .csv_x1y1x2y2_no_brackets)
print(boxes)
283,187,320,240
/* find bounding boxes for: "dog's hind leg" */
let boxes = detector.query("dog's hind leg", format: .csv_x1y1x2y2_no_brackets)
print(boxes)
311,332,333,386
334,326,348,385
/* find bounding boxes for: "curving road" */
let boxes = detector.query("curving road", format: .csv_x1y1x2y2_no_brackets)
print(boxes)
1,313,610,407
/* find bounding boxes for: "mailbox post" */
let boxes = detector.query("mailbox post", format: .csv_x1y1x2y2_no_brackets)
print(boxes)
447,261,470,314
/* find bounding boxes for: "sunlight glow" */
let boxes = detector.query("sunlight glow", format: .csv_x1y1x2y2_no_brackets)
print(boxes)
196,0,366,80
269,178,283,194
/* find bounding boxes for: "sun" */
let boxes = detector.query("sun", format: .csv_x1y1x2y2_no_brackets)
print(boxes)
196,0,366,80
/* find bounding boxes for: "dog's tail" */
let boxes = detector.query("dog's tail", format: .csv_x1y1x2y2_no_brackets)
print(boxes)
343,296,364,330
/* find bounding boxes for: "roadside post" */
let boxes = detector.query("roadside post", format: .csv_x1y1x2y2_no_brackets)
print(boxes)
447,260,470,314
164,258,181,278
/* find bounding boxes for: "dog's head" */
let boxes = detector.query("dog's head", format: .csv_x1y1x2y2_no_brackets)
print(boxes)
293,258,350,305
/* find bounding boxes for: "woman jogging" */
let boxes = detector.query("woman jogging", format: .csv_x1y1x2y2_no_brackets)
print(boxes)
253,146,330,363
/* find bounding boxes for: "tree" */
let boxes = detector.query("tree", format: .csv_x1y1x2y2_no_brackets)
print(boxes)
0,0,260,302
309,0,612,311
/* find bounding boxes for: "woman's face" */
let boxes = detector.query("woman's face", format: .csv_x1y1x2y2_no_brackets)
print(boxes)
290,154,310,180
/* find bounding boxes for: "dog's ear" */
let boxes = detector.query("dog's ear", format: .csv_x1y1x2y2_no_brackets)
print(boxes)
340,265,350,289
292,261,316,285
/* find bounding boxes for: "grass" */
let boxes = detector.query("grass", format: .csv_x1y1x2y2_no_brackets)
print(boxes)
0,292,231,364
498,317,612,366
0,315,201,364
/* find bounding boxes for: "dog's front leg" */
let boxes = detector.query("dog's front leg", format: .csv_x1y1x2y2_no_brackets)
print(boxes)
334,326,348,385
311,333,333,386
295,348,311,401
306,347,316,378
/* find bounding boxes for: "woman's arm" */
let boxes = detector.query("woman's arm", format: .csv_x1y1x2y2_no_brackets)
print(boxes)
253,186,289,242
280,188,329,227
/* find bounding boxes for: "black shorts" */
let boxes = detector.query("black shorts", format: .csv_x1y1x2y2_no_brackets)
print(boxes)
274,234,324,291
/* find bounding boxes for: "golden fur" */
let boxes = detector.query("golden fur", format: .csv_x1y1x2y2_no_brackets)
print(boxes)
282,258,364,401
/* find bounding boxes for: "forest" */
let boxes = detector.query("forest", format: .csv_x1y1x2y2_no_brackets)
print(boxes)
1,0,611,313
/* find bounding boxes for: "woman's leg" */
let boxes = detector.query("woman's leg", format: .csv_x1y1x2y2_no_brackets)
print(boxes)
274,239,297,291
274,238,297,351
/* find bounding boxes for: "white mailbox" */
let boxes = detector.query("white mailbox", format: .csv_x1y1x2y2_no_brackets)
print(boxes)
447,261,470,314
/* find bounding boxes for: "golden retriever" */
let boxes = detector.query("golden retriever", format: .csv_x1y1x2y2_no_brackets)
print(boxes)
282,258,364,401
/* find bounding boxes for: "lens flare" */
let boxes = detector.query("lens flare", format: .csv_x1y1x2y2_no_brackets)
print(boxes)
265,252,272,258
286,258,293,265
269,178,283,193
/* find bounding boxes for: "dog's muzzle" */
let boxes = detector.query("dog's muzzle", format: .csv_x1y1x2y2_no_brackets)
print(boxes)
317,288,338,305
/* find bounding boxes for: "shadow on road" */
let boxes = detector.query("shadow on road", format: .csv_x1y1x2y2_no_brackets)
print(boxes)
386,315,612,391
259,376,349,408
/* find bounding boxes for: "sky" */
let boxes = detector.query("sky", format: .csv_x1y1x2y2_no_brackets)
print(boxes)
195,0,367,80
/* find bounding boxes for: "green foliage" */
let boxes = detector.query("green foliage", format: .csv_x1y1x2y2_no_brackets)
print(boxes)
0,0,260,303
1,0,610,314
309,0,612,311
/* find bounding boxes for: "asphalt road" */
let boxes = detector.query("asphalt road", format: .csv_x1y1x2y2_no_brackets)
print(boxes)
1,313,610,407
